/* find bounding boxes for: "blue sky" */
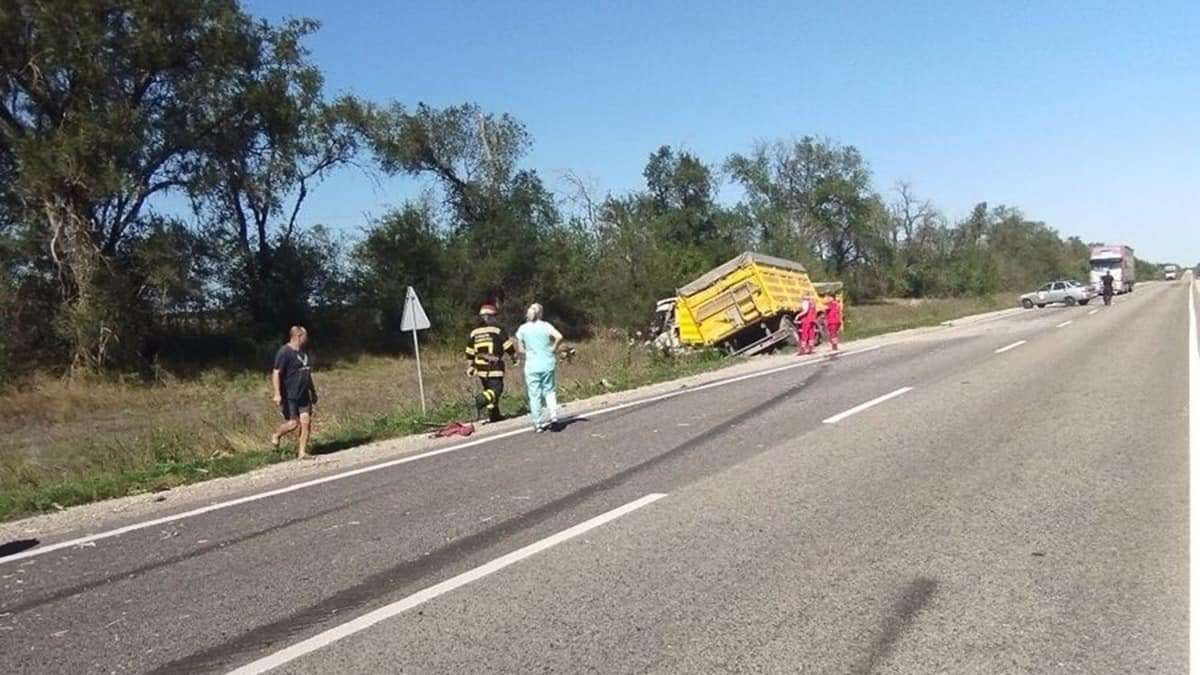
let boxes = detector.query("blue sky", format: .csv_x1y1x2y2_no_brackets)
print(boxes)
245,0,1199,264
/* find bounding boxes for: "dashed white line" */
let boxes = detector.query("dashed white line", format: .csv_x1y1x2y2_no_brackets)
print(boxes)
1055,320,1073,328
0,345,883,566
225,493,669,675
994,340,1027,354
1088,309,1099,316
822,387,914,424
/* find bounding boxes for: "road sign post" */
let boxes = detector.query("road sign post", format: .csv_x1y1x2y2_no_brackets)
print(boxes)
399,286,432,414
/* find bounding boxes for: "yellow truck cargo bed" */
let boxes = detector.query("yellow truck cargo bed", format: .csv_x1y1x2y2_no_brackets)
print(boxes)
675,252,833,352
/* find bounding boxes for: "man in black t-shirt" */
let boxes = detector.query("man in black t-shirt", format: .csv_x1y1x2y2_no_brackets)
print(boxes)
271,326,318,458
1101,271,1115,305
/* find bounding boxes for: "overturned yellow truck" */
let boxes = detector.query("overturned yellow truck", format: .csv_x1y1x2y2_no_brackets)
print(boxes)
651,252,843,356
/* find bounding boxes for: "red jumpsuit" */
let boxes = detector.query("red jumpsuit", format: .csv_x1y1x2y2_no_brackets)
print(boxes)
798,301,819,355
825,298,843,351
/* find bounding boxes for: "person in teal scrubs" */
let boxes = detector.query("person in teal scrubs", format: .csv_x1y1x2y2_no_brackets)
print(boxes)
515,303,564,432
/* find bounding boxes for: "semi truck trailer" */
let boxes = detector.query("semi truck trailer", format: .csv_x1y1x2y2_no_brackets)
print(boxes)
1088,244,1135,294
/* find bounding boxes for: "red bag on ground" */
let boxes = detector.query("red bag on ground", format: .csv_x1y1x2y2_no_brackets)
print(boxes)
430,421,475,439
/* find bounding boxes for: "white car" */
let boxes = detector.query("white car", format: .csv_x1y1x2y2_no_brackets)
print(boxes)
1020,280,1095,309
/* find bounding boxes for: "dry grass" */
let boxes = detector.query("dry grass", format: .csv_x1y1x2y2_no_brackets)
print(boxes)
0,337,724,520
0,294,1009,521
844,294,1011,339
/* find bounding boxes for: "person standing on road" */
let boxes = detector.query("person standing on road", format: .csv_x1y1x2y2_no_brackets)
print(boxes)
271,326,318,458
1101,270,1115,306
797,293,819,355
466,304,517,423
515,303,564,433
824,292,843,352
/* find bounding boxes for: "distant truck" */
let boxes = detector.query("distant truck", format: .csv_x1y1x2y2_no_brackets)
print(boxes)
1088,244,1135,294
651,252,842,356
1163,264,1179,281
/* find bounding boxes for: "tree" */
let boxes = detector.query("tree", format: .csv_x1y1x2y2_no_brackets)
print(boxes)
188,16,366,332
365,102,566,321
890,181,937,247
727,137,889,279
641,145,735,252
1134,256,1162,281
0,0,300,371
586,147,748,329
368,102,530,228
351,201,448,336
885,181,943,296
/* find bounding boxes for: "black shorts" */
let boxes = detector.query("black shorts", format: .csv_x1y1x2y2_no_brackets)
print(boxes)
280,394,313,421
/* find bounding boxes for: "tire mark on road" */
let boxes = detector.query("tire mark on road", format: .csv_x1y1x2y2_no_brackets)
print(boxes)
2,497,372,617
154,365,833,674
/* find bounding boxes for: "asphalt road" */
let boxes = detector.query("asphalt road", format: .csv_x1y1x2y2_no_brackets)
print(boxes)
1,279,1194,674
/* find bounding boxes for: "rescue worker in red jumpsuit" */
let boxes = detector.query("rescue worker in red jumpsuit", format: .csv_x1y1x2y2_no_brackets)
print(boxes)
824,292,843,352
797,293,819,355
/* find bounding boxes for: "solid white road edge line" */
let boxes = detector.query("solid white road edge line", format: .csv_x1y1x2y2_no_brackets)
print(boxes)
822,387,914,424
1189,275,1198,669
994,340,1027,354
1055,320,1073,328
225,492,669,675
0,346,882,566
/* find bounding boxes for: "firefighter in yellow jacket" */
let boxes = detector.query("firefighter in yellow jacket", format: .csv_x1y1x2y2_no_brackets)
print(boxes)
465,304,517,423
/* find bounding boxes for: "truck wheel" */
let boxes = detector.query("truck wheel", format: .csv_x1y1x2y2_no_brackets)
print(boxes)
1021,299,1034,309
1064,296,1077,307
1080,298,1090,305
779,315,798,346
1036,304,1046,309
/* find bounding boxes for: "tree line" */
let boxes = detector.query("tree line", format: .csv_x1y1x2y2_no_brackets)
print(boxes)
0,1,1128,378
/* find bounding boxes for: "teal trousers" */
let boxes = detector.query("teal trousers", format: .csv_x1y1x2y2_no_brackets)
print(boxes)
525,369,558,428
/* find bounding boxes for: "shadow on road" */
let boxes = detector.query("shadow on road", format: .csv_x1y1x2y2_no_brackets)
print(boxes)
549,416,589,432
855,576,939,674
0,538,39,559
310,434,375,456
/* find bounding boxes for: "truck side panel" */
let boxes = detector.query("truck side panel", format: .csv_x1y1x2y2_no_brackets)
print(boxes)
679,265,766,346
676,259,818,347
676,296,703,345
755,263,812,314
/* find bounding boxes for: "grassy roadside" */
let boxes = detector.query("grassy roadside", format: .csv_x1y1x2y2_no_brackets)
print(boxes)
843,293,1011,340
0,294,1012,523
0,344,728,522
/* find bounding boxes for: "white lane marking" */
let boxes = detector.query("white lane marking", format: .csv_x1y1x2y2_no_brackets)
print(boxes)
0,345,882,565
1056,320,1073,328
1189,275,1198,669
1088,309,1099,316
822,387,914,424
225,493,668,675
994,340,1027,354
